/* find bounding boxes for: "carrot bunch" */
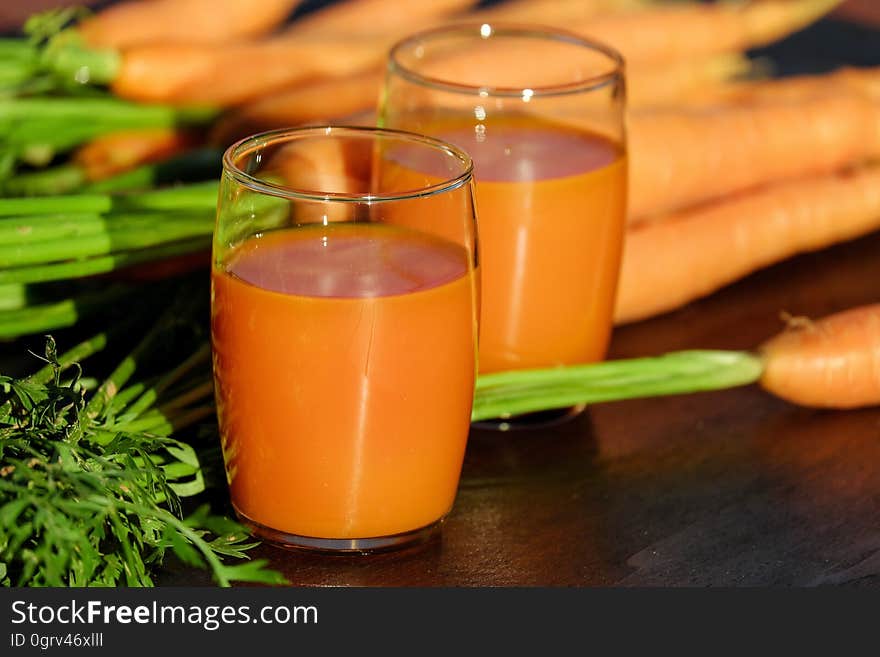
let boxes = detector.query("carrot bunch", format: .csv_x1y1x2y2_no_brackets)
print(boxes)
34,0,830,110
3,0,877,348
617,65,880,323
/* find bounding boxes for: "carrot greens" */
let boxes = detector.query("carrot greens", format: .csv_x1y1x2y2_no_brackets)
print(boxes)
0,289,286,587
471,351,764,422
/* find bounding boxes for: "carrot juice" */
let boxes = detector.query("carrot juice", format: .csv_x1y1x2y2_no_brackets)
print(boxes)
388,114,627,374
454,116,625,373
211,222,478,541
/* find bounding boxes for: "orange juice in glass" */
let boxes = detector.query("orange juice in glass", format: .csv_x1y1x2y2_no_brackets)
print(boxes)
211,127,479,552
381,25,627,390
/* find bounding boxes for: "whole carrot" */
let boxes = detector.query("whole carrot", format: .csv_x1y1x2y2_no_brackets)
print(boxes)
74,128,198,181
472,302,880,421
47,0,835,106
78,0,303,49
103,0,480,106
627,91,880,221
615,165,880,324
211,53,752,143
759,304,880,409
572,0,840,64
469,0,648,23
106,36,393,106
212,70,384,144
287,0,477,36
691,65,880,106
627,54,754,108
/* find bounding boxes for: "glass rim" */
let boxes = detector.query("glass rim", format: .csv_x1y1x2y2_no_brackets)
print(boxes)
388,22,625,98
222,125,475,203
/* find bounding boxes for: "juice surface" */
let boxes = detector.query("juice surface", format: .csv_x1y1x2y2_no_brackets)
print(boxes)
392,114,627,373
211,223,478,539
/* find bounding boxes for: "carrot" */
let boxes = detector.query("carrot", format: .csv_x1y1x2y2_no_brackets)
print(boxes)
570,0,841,64
692,65,880,106
210,51,754,143
759,304,880,409
627,91,880,221
109,35,392,106
286,0,477,37
78,0,302,49
106,0,480,107
472,302,880,420
615,165,880,324
627,54,754,108
212,70,383,144
73,128,198,181
470,0,648,23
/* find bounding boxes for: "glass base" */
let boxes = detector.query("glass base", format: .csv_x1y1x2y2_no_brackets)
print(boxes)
235,509,444,555
472,404,587,432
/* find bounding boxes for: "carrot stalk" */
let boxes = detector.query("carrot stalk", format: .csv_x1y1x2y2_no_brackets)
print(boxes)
3,165,86,196
123,344,212,420
0,215,214,267
0,283,27,311
0,97,215,169
0,182,219,217
0,212,107,241
615,166,880,324
472,350,764,421
3,148,221,197
0,237,211,285
81,148,222,194
0,284,130,340
41,36,120,85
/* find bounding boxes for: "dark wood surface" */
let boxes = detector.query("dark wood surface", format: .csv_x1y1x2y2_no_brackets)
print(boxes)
191,230,875,587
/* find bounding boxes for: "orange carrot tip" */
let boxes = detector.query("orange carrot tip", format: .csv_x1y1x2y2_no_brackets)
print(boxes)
759,304,880,409
742,0,844,46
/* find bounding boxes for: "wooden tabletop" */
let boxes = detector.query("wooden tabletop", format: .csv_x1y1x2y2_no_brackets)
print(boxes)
159,5,880,589
177,229,869,587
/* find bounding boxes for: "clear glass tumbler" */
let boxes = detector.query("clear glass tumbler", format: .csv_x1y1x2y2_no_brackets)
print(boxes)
381,24,627,383
211,126,480,552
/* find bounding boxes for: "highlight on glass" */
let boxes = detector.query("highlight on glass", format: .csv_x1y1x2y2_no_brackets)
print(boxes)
381,24,627,379
211,126,480,553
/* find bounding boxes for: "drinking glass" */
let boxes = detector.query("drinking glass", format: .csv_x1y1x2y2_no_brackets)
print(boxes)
212,126,479,552
381,25,627,389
